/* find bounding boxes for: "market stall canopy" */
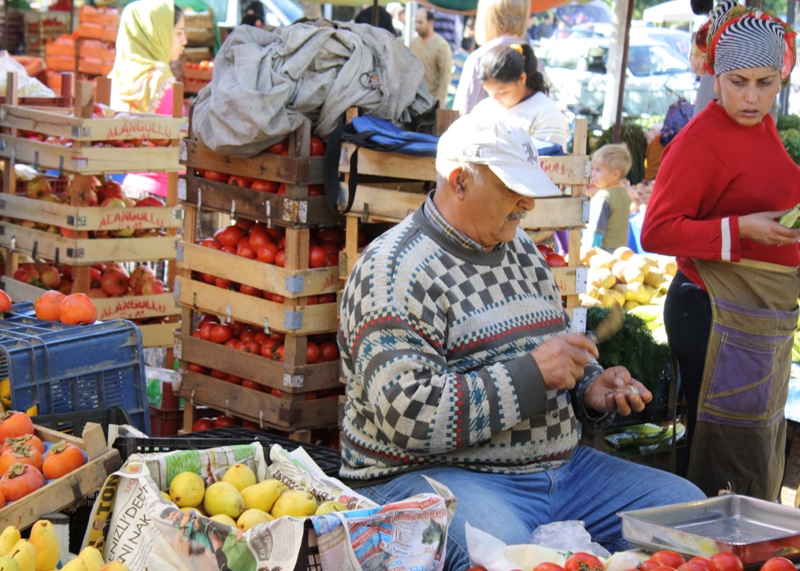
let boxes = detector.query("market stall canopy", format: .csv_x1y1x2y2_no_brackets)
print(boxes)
642,0,703,23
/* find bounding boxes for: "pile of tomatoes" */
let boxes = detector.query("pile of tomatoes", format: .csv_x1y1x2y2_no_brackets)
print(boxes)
0,412,87,507
197,136,326,190
469,551,796,571
190,313,339,368
536,244,567,267
196,222,343,295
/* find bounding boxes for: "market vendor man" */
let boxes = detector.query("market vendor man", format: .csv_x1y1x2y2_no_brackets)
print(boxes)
338,111,705,571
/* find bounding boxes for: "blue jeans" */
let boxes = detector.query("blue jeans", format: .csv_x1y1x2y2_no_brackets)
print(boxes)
357,446,705,571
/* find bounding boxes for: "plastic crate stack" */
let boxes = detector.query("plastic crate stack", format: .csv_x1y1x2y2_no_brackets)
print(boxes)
22,10,70,58
75,5,119,82
180,10,215,95
0,73,187,354
44,35,78,91
337,108,592,332
174,121,345,441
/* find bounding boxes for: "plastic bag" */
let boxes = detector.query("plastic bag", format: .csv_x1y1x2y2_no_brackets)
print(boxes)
0,51,55,98
530,520,612,558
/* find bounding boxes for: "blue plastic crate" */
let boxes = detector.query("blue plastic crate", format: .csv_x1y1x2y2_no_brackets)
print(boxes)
0,302,150,433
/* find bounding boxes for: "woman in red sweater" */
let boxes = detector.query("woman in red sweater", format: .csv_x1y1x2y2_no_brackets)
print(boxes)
641,0,800,500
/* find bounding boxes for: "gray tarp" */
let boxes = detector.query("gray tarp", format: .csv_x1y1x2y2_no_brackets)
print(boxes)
192,19,436,157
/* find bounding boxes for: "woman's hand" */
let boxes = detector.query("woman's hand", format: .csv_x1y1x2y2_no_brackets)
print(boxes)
739,210,800,246
583,366,652,415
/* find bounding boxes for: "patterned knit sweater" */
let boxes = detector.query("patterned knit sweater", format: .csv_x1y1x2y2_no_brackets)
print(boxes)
339,205,604,481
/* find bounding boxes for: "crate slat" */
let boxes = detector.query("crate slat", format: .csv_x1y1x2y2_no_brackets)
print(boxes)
175,333,340,393
0,106,187,141
0,222,179,265
176,372,340,429
174,276,338,335
179,175,340,228
140,322,177,348
0,193,183,231
177,242,340,298
181,139,325,184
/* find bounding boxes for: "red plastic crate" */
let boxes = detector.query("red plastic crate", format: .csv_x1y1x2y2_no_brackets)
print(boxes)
149,405,183,437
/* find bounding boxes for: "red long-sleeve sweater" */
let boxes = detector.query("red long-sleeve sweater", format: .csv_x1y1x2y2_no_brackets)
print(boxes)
641,101,800,289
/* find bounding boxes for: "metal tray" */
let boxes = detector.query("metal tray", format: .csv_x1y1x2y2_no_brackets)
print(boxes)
619,495,800,566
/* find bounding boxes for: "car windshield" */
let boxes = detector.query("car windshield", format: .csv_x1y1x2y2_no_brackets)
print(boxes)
627,44,691,76
555,2,612,26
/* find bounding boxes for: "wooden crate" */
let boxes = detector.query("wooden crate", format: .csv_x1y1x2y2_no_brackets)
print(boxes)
0,422,122,531
0,221,179,265
78,5,120,27
180,138,325,185
45,40,77,58
177,371,340,430
176,241,340,299
183,79,209,95
45,55,76,73
75,24,118,44
182,63,213,82
0,193,184,232
175,333,340,395
178,174,339,228
174,276,338,334
78,59,114,77
78,42,115,62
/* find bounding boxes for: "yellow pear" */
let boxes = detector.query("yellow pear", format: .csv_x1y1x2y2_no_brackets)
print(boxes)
0,525,21,556
180,506,206,516
209,514,237,527
270,490,318,518
236,509,274,531
241,479,287,513
160,491,171,502
9,540,35,571
315,500,349,515
78,544,105,571
203,482,244,518
169,472,205,508
221,464,256,492
60,559,87,571
0,555,19,571
98,563,129,571
28,520,60,571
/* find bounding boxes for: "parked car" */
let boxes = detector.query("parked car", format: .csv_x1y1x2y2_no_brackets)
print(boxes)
540,36,696,117
631,26,693,59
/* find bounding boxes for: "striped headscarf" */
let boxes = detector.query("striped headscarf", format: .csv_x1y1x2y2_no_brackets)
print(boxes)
691,0,796,87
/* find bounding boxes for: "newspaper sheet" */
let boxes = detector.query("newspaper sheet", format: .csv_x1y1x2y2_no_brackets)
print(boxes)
81,443,455,571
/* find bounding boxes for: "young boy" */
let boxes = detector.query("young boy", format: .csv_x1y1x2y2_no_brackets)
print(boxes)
585,143,632,251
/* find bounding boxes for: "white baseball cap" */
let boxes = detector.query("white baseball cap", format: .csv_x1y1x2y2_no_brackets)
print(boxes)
437,111,562,198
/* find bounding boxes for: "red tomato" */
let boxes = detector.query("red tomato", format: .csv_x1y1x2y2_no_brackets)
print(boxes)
533,564,566,571
307,342,320,364
234,219,254,232
546,253,567,267
275,345,285,362
536,244,554,256
237,242,256,259
319,341,339,362
254,332,270,345
249,228,271,250
310,136,325,156
217,225,246,248
648,566,679,571
188,363,207,374
760,559,796,571
565,553,604,571
225,339,239,349
237,340,261,354
308,184,324,196
709,553,744,571
199,238,222,250
192,418,214,432
316,228,344,245
204,170,228,183
257,243,280,264
210,324,234,344
239,284,262,297
318,294,336,304
230,322,250,337
228,175,254,188
309,246,327,268
251,179,279,193
689,558,711,569
266,140,289,155
678,562,708,571
226,375,243,385
641,560,665,571
269,388,283,397
277,183,286,195
199,321,215,341
304,391,318,400
650,552,686,569
214,416,239,428
275,251,286,267
271,293,284,303
215,277,233,289
242,380,263,391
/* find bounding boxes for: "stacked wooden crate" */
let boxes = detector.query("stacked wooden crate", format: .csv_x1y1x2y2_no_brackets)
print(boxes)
0,74,187,351
76,6,119,80
336,109,591,331
45,34,78,78
181,60,212,95
22,10,70,58
174,123,345,439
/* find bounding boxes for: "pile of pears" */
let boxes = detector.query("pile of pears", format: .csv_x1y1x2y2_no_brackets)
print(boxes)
166,463,350,531
0,519,127,571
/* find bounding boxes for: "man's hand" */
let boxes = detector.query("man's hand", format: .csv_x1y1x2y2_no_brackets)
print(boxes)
531,334,598,391
583,366,652,415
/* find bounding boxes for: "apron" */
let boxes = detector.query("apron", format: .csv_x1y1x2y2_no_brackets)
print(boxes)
688,258,799,500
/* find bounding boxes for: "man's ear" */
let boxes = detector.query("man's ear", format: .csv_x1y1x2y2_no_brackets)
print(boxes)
448,166,466,198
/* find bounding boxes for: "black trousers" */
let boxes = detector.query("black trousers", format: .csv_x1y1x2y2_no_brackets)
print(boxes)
663,270,712,473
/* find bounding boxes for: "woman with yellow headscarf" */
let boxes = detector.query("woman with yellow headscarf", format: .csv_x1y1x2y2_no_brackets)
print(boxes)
110,0,187,197
110,0,187,114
